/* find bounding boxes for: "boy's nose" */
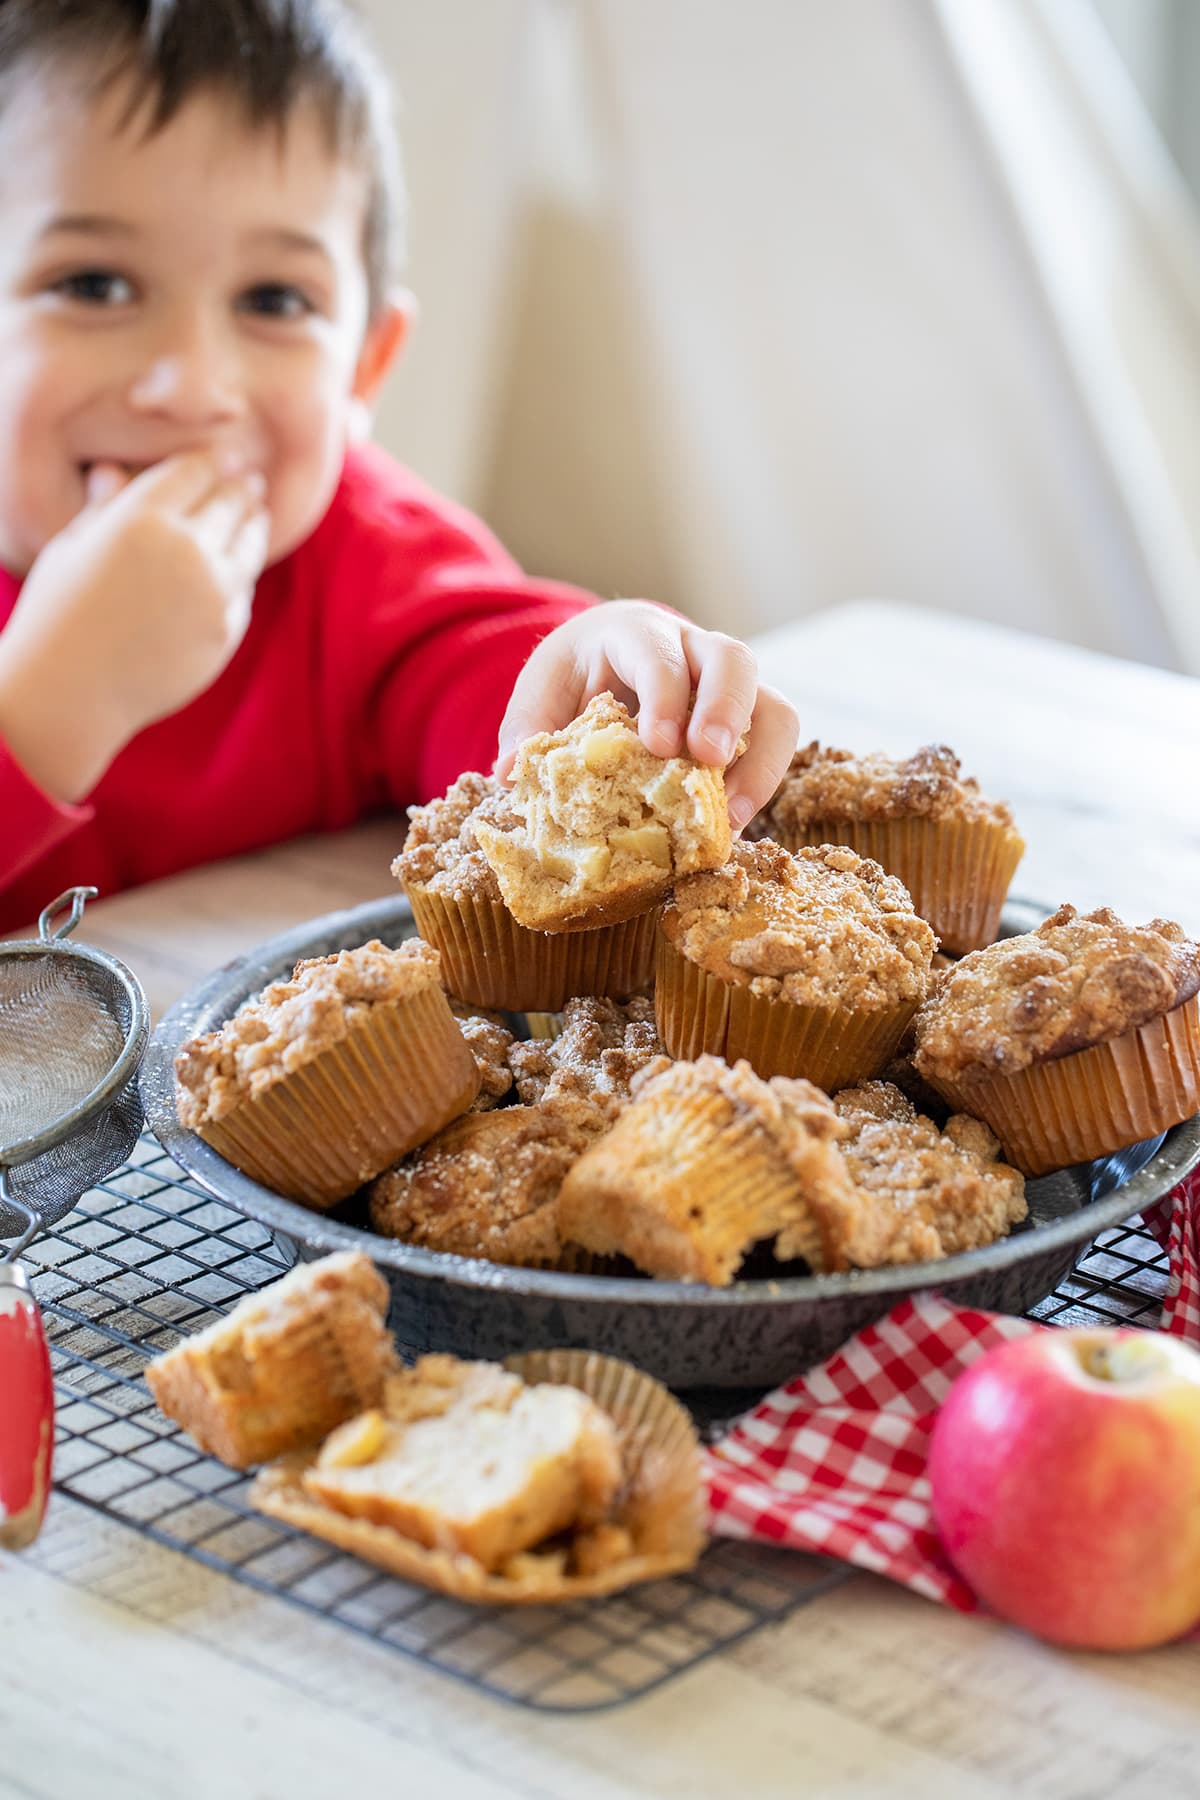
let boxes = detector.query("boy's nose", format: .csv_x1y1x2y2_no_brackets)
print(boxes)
127,348,244,426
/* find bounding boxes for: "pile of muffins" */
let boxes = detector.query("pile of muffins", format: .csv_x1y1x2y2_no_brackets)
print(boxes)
174,697,1200,1288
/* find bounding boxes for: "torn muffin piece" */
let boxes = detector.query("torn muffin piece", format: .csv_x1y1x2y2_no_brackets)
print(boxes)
508,994,667,1105
393,770,658,1010
368,1091,620,1267
472,692,735,931
144,1252,399,1469
302,1354,622,1573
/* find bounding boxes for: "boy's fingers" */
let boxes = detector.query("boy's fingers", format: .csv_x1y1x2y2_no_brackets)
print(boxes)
723,686,800,831
494,643,586,776
122,450,227,514
194,472,267,553
84,462,130,507
684,631,758,766
606,618,691,758
224,507,271,601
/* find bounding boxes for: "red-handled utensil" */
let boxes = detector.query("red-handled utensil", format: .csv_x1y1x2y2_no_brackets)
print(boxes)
0,1245,53,1550
0,886,150,1552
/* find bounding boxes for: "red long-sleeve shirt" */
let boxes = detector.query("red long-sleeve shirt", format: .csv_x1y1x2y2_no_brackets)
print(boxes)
0,444,592,933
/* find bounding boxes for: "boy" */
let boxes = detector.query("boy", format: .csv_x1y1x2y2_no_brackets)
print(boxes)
0,0,798,934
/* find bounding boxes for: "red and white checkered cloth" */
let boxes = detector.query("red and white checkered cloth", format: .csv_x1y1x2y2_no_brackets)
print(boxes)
704,1170,1200,1611
1147,1167,1200,1341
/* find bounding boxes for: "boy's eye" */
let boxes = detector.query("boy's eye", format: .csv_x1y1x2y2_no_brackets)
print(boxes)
53,269,135,306
240,283,316,320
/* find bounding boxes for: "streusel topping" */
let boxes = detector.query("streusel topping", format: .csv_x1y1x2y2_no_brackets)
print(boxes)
662,840,936,1008
368,1092,618,1266
758,742,1016,831
391,771,504,903
175,940,442,1126
830,1081,1027,1261
913,903,1200,1082
509,996,666,1105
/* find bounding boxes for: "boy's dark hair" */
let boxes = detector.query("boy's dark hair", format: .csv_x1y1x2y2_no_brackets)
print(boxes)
0,0,402,315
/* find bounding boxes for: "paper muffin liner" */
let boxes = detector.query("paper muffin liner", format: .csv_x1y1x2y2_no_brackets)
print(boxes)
559,1085,806,1284
654,932,917,1091
551,1242,631,1276
249,1350,705,1604
407,888,657,1012
779,818,1025,953
192,984,481,1210
927,994,1200,1176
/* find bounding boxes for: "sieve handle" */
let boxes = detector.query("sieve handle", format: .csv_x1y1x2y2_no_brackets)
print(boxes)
0,1262,54,1550
0,1170,43,1266
38,886,99,944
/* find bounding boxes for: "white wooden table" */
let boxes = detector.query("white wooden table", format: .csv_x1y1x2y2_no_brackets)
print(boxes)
3,602,1199,1800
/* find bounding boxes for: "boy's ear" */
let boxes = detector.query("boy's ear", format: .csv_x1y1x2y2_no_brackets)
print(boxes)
352,287,417,407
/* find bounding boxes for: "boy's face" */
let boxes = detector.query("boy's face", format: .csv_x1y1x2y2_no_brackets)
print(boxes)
0,65,406,575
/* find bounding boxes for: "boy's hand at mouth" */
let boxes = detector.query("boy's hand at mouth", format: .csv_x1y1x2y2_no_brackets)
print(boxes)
494,598,800,833
0,450,269,804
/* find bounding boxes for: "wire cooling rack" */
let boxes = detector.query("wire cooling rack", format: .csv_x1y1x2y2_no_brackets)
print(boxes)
24,1132,1171,1713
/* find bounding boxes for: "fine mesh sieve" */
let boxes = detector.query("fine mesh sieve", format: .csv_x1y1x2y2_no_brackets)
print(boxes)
0,887,149,1250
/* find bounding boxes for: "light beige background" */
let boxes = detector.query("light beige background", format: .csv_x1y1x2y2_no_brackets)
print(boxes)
358,0,1200,670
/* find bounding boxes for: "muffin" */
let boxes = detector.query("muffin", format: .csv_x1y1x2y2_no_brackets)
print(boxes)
174,939,480,1208
393,772,657,1010
912,904,1200,1173
656,839,936,1089
251,1348,705,1601
368,1090,619,1267
470,692,733,930
754,742,1025,953
508,994,667,1105
781,1080,1028,1264
557,1055,864,1284
144,1252,399,1468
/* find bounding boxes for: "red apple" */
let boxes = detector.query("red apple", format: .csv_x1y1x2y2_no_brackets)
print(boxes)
928,1327,1200,1650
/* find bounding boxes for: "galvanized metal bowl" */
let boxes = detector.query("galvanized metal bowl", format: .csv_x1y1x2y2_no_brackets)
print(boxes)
140,896,1200,1391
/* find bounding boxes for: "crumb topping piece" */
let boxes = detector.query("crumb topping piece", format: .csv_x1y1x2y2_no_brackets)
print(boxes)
175,939,444,1126
391,771,505,903
450,1008,516,1110
509,995,666,1105
759,741,1017,831
368,1091,619,1266
470,693,734,930
818,1080,1027,1262
663,840,936,1008
912,903,1200,1082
